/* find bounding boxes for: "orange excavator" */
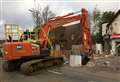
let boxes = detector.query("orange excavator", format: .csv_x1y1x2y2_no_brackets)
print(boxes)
3,8,91,75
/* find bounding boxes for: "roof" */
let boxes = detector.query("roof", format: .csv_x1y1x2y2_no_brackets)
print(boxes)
107,9,120,28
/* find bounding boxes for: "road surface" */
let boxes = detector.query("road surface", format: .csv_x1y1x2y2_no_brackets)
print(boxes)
0,59,120,82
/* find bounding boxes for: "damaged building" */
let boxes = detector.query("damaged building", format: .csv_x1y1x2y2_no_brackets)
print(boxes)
49,23,83,50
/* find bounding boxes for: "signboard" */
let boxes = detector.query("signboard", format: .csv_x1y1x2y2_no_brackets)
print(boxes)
111,34,120,39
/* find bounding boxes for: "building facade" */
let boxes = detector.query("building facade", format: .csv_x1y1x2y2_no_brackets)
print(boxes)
107,10,120,55
5,24,23,41
102,23,111,54
49,23,83,50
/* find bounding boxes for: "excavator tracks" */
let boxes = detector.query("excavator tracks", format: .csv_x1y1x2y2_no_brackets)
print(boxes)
2,60,21,72
20,57,63,75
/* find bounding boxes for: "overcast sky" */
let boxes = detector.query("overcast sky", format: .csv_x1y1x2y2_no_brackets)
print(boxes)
0,0,120,39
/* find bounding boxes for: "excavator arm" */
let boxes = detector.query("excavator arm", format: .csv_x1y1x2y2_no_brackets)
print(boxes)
39,8,91,52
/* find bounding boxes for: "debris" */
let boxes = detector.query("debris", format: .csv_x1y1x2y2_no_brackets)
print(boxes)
86,61,95,67
103,61,111,67
96,60,110,67
47,70,62,75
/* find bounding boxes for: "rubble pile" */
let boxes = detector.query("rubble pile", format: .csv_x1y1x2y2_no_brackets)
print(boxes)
88,55,120,72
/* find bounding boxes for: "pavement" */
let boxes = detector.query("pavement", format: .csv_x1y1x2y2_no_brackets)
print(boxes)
0,57,120,82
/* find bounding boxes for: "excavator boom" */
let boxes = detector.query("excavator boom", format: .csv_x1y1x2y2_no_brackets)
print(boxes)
39,8,91,52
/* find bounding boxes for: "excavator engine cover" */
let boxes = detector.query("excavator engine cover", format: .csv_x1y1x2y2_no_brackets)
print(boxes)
3,42,40,61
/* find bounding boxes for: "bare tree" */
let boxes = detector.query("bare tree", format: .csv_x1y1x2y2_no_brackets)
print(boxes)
29,4,55,40
29,6,42,27
42,6,55,24
29,5,55,28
